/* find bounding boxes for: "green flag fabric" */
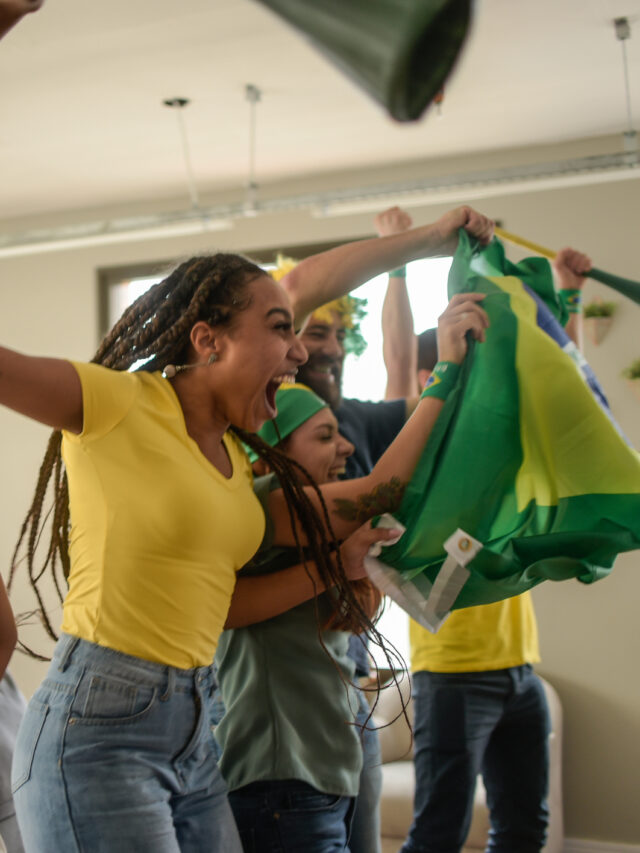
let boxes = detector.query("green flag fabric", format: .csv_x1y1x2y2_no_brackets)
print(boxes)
366,231,640,631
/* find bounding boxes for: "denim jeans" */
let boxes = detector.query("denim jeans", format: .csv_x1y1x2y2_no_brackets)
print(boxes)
348,689,382,853
0,671,26,853
12,634,242,853
229,780,354,853
401,665,550,853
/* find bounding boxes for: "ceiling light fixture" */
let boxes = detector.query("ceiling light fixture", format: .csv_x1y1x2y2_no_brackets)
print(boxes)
244,83,262,217
161,96,232,235
614,17,638,158
163,97,202,210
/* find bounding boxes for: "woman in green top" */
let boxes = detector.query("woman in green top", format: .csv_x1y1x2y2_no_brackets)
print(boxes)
215,384,393,853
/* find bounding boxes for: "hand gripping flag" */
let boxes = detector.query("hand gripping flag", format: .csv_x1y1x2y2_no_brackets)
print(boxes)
365,230,640,631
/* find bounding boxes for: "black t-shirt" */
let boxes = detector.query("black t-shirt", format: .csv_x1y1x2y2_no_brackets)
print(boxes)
335,397,406,674
335,397,407,480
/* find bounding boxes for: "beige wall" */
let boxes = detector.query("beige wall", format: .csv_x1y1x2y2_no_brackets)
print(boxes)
1,161,639,844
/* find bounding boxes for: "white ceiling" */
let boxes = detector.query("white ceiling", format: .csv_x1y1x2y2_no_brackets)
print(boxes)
1,0,639,223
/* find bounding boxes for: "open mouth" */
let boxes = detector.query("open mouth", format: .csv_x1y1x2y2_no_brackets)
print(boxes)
265,373,291,417
265,380,280,417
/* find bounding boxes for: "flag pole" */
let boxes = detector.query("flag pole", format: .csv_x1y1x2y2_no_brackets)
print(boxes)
495,227,640,305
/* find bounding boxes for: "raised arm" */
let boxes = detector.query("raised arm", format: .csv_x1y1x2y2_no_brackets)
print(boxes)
374,206,419,400
268,291,489,544
281,205,494,328
0,346,83,433
552,248,591,352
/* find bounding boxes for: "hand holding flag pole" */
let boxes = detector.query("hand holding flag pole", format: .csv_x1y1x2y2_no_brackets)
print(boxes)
494,227,640,306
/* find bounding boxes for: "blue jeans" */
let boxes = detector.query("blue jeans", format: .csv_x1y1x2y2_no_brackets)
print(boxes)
349,689,382,853
229,780,354,853
0,671,26,853
12,634,242,853
401,665,550,853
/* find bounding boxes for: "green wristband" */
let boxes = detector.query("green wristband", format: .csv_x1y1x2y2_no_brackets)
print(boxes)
420,361,461,401
558,289,582,313
389,266,407,278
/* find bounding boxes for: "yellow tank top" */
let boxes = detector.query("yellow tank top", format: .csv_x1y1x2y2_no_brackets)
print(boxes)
410,593,540,673
61,362,265,668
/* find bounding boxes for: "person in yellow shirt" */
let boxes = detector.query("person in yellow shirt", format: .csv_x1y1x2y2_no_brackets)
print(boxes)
3,208,493,853
400,247,591,853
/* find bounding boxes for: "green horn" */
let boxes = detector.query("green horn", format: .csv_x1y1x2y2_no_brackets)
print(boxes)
256,0,473,122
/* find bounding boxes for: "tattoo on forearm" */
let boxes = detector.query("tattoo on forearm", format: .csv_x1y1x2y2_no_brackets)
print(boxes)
333,477,406,523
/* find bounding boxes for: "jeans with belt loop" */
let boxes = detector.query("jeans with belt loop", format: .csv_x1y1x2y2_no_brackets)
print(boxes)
11,634,242,853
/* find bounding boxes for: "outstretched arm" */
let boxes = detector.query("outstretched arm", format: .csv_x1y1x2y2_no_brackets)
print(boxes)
224,521,397,628
552,248,591,352
0,0,43,39
281,206,494,327
0,347,83,433
374,206,419,400
268,291,489,544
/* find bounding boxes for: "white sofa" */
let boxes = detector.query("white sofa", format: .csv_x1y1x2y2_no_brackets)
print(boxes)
371,674,563,853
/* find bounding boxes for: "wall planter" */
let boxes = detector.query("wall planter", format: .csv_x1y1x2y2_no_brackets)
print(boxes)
584,300,616,346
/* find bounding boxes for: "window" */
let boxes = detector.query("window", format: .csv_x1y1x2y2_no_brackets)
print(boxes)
342,257,452,401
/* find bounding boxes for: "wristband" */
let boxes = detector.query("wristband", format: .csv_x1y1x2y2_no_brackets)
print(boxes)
389,266,407,278
420,361,461,401
558,289,582,313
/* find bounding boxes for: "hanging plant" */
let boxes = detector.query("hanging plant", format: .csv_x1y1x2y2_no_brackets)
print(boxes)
584,300,616,318
584,299,616,345
622,358,640,380
622,358,640,402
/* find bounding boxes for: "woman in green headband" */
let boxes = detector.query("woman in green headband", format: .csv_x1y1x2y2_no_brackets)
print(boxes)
215,383,397,853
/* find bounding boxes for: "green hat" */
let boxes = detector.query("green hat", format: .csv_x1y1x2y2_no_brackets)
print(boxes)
247,383,328,461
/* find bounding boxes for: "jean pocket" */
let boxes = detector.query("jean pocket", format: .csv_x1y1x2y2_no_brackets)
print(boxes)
287,787,343,814
11,700,48,793
70,673,157,726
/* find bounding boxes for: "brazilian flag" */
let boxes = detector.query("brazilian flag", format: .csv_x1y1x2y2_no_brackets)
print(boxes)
366,231,640,631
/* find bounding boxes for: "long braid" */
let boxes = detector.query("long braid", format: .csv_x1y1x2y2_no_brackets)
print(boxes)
236,429,401,661
237,427,411,738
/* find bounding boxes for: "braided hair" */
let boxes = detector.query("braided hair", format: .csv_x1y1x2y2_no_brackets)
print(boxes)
8,253,392,663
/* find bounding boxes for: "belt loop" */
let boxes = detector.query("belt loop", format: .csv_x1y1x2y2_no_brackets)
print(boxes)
160,667,175,702
57,635,80,672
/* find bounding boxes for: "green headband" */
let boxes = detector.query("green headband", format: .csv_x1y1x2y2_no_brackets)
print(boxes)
247,383,328,461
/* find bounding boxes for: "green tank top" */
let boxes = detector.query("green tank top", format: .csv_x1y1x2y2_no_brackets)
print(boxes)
215,476,363,796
